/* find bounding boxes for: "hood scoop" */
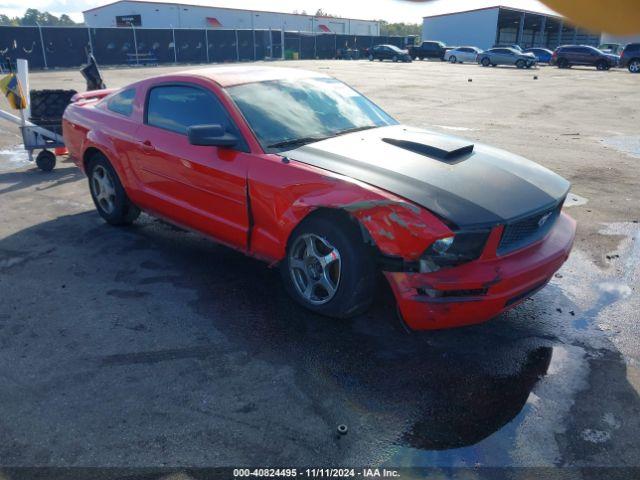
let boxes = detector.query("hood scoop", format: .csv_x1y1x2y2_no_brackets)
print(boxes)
382,136,474,162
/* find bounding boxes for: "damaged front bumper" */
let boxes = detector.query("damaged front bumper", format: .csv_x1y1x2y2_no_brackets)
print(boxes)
384,212,576,330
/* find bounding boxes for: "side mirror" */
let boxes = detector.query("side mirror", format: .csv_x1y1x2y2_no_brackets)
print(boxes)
187,124,238,148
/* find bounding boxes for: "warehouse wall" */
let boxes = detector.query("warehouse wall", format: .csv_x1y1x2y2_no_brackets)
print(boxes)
83,1,379,35
422,8,500,49
600,33,640,45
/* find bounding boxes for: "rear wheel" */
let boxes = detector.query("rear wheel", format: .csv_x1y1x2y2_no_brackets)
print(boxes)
392,55,398,62
368,54,374,61
87,152,140,226
596,60,608,70
280,214,376,319
629,59,640,73
449,55,457,63
516,59,526,69
558,58,570,68
481,57,490,67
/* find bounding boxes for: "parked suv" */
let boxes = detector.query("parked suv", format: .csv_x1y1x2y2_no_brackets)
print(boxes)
620,43,640,73
408,41,448,60
368,44,412,63
477,48,537,68
551,45,619,70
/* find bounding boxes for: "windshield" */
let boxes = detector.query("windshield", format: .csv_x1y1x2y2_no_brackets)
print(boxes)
227,77,397,152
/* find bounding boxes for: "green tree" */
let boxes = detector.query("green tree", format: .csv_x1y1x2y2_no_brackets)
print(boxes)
378,20,421,39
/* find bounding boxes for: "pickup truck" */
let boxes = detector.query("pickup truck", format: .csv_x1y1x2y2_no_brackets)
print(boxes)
408,41,449,60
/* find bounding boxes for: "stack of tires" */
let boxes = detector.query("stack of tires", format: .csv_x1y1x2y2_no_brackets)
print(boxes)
29,89,77,171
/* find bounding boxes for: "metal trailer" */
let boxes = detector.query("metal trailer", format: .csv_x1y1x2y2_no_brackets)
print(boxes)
0,59,65,172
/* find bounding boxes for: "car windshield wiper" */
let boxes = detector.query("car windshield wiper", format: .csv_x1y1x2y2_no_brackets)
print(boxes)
335,125,378,136
267,136,328,149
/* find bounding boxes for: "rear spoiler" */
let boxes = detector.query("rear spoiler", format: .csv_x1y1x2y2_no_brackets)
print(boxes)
70,88,116,104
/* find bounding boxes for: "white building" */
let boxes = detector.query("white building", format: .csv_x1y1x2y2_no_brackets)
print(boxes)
83,0,381,35
422,6,601,50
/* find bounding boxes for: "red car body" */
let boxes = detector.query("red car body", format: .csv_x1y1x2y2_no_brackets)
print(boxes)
63,66,575,330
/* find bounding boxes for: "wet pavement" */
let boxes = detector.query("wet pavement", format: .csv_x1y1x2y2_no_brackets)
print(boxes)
0,163,639,469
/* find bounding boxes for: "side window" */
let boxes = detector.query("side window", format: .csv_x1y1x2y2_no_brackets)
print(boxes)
107,88,135,117
146,85,230,135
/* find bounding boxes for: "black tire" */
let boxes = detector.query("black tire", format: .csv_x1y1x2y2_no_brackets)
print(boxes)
35,150,56,172
596,60,608,71
378,58,383,62
516,59,526,69
629,59,640,73
558,58,570,68
280,214,376,319
29,89,77,121
368,54,374,61
392,55,398,62
86,152,140,226
481,57,490,67
419,56,424,61
449,55,457,63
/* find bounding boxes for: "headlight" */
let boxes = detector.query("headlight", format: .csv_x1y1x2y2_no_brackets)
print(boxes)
420,230,491,272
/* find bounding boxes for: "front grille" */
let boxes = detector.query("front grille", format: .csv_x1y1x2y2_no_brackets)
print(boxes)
498,202,563,255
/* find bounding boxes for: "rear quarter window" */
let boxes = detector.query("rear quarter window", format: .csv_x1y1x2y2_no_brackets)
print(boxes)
107,88,135,117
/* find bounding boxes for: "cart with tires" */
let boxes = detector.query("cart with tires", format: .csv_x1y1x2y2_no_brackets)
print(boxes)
0,59,75,172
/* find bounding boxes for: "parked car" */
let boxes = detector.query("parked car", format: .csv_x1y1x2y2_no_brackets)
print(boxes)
408,41,449,60
368,44,412,62
493,44,523,52
550,45,619,70
444,46,483,63
477,48,537,68
62,66,575,330
620,42,640,73
523,48,554,64
598,43,624,55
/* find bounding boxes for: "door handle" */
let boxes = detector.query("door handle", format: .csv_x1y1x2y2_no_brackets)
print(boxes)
139,140,155,152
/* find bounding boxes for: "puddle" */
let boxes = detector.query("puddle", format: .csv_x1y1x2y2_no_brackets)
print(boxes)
0,144,30,172
601,136,640,158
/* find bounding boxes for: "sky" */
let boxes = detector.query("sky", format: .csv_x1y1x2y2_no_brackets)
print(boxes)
0,0,558,23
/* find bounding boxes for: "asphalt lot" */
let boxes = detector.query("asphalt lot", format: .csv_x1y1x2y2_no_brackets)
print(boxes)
0,59,639,472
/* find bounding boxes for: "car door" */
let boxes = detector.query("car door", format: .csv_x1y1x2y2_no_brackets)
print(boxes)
460,48,474,62
130,82,251,250
501,49,516,65
572,47,588,65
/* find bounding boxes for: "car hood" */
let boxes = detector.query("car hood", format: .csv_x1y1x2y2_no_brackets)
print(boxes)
283,125,570,229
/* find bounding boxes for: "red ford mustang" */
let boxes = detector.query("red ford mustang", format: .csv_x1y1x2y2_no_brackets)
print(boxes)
62,66,576,330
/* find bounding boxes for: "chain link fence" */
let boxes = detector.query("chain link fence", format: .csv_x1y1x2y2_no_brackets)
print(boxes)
0,25,406,70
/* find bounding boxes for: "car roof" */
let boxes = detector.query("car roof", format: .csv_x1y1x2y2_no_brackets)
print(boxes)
176,66,328,87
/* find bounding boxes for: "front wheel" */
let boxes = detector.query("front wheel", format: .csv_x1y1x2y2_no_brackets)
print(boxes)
596,60,608,71
449,55,457,63
87,153,140,226
281,215,376,319
481,57,490,67
392,55,398,62
368,54,374,61
516,59,525,69
629,59,640,73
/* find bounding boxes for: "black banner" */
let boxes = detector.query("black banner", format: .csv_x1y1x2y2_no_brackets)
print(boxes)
0,26,406,69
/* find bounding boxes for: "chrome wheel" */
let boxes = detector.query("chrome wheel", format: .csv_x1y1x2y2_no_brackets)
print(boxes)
91,165,116,214
289,233,341,305
629,60,640,73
